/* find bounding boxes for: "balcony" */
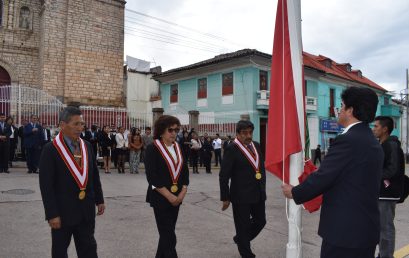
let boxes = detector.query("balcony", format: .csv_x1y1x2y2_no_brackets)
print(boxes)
256,90,269,109
256,91,319,111
381,104,401,117
305,96,317,111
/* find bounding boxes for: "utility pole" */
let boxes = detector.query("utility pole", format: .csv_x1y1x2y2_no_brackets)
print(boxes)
406,68,408,163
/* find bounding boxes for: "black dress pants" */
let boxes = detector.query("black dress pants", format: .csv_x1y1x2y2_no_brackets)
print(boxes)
321,240,376,258
0,141,10,171
51,220,97,258
204,154,211,173
214,149,222,166
26,146,40,172
232,201,266,258
153,205,180,258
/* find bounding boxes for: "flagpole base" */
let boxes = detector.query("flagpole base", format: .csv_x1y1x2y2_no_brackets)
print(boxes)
286,242,302,258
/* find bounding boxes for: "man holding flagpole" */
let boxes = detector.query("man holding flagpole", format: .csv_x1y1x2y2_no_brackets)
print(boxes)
282,87,383,258
220,120,266,258
39,106,105,258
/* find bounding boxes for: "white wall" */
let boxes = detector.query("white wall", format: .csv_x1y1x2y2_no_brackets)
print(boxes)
308,115,319,156
126,71,159,113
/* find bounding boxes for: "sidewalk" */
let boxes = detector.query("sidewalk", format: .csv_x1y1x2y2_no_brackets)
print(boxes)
0,162,408,257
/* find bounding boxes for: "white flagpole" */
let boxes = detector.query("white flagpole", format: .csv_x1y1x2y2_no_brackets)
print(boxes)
286,0,304,257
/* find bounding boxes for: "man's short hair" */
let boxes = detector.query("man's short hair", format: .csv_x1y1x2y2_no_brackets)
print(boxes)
375,116,394,135
236,120,254,134
59,106,82,123
145,127,151,131
341,87,378,123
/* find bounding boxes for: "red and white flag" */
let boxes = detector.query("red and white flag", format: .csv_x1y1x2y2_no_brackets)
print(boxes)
265,0,322,213
265,0,304,184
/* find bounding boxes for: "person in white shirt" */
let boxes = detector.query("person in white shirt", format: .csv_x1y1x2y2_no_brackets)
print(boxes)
6,116,17,169
212,133,222,166
190,132,201,174
115,126,128,174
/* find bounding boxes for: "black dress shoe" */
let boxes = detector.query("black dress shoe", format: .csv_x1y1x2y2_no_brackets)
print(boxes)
4,170,9,174
233,235,238,244
27,170,32,174
33,171,39,174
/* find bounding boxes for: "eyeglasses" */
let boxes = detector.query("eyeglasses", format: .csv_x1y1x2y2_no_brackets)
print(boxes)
167,127,180,133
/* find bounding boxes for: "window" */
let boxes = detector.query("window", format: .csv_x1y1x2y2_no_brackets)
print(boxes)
259,71,268,90
170,84,178,103
222,72,233,96
197,78,207,99
384,97,389,105
329,89,335,117
19,6,31,29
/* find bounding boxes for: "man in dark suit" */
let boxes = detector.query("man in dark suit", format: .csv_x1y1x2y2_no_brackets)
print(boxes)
88,125,99,159
313,144,322,165
282,87,383,258
18,119,28,161
41,123,51,147
0,113,12,173
24,115,43,174
223,135,233,150
39,106,105,258
220,120,266,258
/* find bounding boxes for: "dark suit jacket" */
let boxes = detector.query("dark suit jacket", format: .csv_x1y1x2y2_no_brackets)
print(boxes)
23,123,43,148
292,122,383,248
0,123,11,146
219,141,266,204
145,142,189,209
39,140,104,227
42,128,51,144
80,131,92,142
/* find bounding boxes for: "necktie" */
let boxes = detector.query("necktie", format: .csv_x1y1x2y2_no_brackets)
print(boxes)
247,144,255,156
71,141,82,164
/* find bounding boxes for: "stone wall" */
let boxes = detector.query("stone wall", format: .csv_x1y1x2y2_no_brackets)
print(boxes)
0,0,125,106
63,0,125,106
0,0,41,86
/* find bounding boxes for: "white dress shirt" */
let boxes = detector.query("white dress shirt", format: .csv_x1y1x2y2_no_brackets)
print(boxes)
115,133,128,148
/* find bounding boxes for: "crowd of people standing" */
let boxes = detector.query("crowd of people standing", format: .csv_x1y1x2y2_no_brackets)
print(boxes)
0,113,229,175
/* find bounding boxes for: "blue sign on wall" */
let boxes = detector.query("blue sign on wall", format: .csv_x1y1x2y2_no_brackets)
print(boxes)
320,119,343,132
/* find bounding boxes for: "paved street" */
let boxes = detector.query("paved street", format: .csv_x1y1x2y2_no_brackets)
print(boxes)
1,162,408,258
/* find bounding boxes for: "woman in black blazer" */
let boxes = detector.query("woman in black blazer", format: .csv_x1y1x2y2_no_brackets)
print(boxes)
145,115,189,258
98,125,114,173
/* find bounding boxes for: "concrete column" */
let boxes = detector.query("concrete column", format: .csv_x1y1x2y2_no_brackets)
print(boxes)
188,110,199,130
152,107,164,127
240,113,250,121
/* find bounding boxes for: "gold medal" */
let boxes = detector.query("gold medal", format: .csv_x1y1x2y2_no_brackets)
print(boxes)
255,172,262,180
79,190,86,200
170,184,178,193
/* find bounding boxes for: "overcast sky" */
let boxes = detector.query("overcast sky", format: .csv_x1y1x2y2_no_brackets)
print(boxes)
124,0,409,97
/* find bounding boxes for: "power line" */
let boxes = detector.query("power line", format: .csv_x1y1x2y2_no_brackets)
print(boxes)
125,16,226,49
125,25,225,53
125,8,245,48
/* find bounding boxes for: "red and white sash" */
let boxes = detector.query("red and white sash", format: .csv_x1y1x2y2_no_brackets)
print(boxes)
233,138,260,172
53,133,89,189
153,139,183,184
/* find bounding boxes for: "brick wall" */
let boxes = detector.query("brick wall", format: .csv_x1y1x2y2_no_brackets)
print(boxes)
0,0,41,86
0,0,125,106
63,0,125,106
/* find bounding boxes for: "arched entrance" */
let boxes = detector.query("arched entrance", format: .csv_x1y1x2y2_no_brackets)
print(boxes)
0,66,11,115
0,66,11,86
